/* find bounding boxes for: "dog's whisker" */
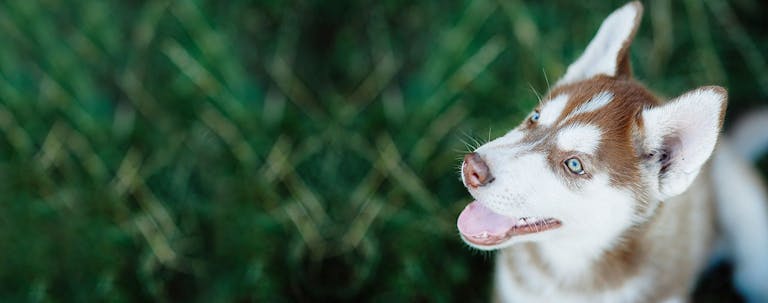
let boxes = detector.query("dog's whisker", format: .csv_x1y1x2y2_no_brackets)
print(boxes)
457,137,475,153
468,135,483,150
487,127,493,145
528,82,544,106
542,67,552,93
459,130,482,150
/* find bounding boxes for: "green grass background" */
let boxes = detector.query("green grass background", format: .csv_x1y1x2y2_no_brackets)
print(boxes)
0,0,766,301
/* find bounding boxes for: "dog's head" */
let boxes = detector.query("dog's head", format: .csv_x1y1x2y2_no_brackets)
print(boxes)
457,1,727,251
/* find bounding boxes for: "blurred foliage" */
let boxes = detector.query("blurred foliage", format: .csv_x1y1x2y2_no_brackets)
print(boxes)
0,0,766,302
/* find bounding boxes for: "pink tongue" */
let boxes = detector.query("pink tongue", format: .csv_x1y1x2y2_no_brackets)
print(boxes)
457,201,518,237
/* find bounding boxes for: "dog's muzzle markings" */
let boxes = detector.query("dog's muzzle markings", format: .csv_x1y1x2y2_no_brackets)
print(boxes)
459,151,563,247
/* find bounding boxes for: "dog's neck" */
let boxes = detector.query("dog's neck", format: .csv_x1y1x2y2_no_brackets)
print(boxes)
538,238,621,278
502,217,652,289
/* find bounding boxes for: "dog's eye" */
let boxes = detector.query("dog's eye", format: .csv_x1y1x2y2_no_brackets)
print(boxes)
565,158,585,175
530,111,540,123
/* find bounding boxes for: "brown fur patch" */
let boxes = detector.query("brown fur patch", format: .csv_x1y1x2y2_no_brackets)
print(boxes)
614,2,643,79
524,76,660,201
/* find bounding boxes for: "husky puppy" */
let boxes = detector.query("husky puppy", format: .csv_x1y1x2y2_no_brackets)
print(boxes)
456,2,768,302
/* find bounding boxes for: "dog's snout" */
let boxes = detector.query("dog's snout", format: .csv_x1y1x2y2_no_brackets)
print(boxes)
463,152,494,188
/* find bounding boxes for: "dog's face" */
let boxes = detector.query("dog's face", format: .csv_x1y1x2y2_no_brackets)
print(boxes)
457,1,727,251
459,78,657,250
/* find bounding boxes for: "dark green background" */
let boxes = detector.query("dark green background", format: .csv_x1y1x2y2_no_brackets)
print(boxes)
0,0,766,301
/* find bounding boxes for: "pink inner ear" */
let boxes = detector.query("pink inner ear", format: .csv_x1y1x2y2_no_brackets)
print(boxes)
642,86,726,197
659,136,681,173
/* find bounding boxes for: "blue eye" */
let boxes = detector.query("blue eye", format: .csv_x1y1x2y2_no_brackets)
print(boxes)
530,111,540,122
565,158,585,175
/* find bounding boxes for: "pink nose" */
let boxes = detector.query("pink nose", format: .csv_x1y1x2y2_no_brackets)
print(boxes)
463,152,494,188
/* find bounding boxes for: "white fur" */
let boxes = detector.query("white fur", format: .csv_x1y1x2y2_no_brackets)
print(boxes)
565,91,614,121
556,124,602,154
537,173,637,277
539,94,569,126
467,153,552,219
494,256,518,302
557,2,641,85
641,87,726,199
479,129,525,151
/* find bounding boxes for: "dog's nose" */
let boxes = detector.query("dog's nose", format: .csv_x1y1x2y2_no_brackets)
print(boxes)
463,152,494,188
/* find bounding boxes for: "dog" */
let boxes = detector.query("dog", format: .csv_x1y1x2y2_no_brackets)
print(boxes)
456,2,768,302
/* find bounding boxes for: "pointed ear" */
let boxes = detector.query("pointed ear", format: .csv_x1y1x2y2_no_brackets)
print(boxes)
641,86,728,199
557,1,643,86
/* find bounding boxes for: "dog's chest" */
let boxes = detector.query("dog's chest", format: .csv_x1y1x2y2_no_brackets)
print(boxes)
493,243,655,303
493,259,652,303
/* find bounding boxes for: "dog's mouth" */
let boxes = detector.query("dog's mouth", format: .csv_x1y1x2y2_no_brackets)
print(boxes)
457,201,562,247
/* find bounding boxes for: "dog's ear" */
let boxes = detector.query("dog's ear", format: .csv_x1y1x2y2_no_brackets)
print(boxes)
557,2,643,86
641,86,728,199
